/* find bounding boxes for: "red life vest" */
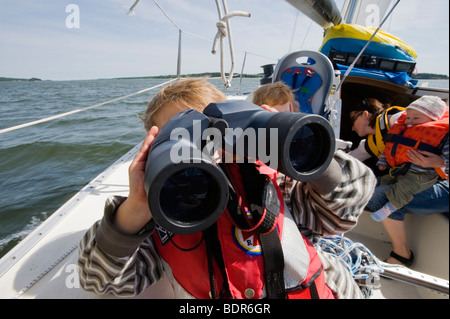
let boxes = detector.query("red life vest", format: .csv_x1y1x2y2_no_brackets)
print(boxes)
384,107,449,169
152,162,334,299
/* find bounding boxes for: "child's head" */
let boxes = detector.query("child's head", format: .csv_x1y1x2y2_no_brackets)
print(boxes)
405,96,446,127
143,78,227,130
252,82,298,112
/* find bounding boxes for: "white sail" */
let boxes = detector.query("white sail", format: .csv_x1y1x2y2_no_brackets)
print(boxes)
341,0,393,27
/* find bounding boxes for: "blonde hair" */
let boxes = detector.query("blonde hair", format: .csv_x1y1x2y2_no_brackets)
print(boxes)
252,82,299,111
143,78,226,130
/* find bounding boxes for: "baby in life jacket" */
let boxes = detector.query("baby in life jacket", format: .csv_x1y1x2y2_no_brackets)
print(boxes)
371,95,449,221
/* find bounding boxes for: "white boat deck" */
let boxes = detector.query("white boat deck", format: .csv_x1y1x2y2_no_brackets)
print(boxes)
0,144,173,299
0,143,448,299
347,212,449,299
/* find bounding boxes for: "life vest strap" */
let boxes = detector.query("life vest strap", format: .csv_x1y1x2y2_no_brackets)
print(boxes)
223,163,286,299
385,133,441,155
224,163,280,235
260,228,286,299
389,163,411,177
204,225,230,299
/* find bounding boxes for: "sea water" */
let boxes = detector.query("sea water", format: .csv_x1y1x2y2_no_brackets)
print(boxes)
0,77,261,258
0,78,448,258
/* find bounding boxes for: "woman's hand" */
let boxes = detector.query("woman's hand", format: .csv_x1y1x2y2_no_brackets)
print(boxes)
407,149,445,168
114,126,159,234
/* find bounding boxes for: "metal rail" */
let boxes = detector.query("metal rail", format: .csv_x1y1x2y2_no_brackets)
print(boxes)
381,262,449,296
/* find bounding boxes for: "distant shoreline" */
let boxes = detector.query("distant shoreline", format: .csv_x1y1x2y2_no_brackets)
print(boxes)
0,77,43,82
411,73,449,80
0,73,262,82
1,72,449,82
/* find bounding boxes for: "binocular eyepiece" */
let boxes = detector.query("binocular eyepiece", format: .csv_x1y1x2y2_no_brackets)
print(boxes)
144,100,335,235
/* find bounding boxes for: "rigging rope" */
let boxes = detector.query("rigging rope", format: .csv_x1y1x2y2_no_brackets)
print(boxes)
2,1,253,134
128,0,251,89
326,0,401,128
0,78,177,135
125,0,140,16
212,0,250,89
152,0,211,42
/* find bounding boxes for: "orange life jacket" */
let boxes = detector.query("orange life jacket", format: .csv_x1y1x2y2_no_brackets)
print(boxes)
364,106,405,159
152,162,334,299
383,107,449,177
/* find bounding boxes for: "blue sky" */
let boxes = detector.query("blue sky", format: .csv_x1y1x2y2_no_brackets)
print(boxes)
0,0,448,81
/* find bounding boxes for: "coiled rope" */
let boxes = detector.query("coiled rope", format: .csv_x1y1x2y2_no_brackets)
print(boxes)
314,235,384,298
1,1,253,131
151,0,251,89
212,0,250,89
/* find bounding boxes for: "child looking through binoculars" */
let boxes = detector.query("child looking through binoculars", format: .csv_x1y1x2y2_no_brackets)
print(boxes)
78,78,376,299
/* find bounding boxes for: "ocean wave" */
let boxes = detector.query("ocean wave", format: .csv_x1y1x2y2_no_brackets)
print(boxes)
0,77,262,259
1,140,135,170
0,212,49,256
0,140,138,258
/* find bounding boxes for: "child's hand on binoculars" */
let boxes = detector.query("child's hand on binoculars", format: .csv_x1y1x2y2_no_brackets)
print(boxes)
114,126,159,234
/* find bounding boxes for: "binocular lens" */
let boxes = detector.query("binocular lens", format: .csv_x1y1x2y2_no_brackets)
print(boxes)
289,123,329,173
145,101,335,234
159,167,221,224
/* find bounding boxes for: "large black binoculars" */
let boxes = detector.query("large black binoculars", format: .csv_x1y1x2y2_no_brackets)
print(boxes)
144,100,335,234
